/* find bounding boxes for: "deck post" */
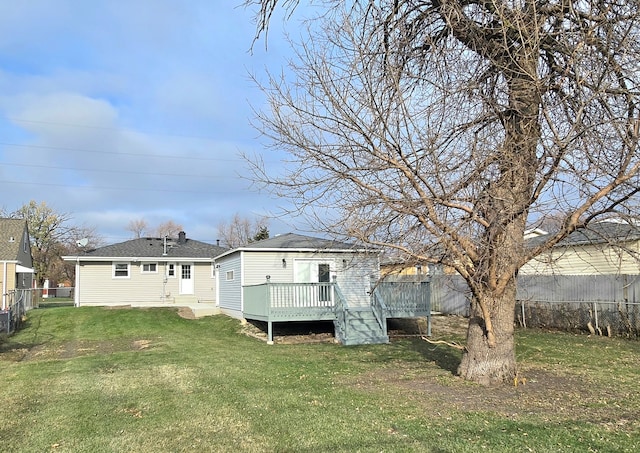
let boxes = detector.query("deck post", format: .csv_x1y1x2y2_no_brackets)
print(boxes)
267,320,274,345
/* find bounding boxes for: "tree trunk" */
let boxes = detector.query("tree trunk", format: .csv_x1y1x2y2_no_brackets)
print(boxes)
458,283,517,385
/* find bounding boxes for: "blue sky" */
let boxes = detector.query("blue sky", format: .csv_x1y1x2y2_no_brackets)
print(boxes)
0,1,301,244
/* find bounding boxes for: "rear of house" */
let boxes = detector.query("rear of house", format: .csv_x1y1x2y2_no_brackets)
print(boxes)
214,233,430,345
215,233,379,319
64,232,227,307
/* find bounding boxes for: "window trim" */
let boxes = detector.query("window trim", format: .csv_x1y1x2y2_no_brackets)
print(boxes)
141,262,158,274
166,263,176,278
113,262,131,279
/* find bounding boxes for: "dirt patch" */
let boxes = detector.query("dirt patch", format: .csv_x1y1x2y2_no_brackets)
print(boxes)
241,314,467,344
177,307,196,319
241,320,337,344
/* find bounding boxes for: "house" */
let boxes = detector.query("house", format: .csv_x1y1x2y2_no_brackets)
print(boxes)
214,233,430,345
63,232,227,308
521,221,640,275
0,218,35,310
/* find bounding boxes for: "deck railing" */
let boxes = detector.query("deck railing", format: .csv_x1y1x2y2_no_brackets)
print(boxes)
243,282,337,322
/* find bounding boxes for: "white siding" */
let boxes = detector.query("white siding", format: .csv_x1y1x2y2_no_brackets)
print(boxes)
242,250,380,307
77,260,215,305
521,241,640,275
338,254,379,307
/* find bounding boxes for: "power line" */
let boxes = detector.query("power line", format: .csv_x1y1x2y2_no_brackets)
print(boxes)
1,161,233,180
0,179,245,194
0,141,242,162
7,117,225,142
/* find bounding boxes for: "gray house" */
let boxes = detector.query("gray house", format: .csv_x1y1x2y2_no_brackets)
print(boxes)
64,232,227,308
0,218,35,310
214,233,430,345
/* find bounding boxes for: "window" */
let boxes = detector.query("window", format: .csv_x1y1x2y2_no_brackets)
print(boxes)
226,270,234,281
142,263,158,273
113,262,130,278
167,263,176,278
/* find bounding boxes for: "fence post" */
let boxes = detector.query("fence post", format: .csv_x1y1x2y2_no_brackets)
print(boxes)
521,301,527,329
594,301,599,332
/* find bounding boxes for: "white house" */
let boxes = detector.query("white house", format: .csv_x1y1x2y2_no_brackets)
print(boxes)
63,232,227,307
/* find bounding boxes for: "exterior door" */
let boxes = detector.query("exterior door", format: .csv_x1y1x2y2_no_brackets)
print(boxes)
179,263,194,295
294,260,335,305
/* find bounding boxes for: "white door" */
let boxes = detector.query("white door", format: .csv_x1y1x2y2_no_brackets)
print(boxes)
179,263,194,295
294,260,335,305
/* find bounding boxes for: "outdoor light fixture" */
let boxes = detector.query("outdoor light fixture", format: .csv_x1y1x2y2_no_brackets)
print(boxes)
282,258,287,268
266,275,271,281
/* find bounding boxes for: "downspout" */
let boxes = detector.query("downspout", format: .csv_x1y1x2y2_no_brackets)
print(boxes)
74,257,80,307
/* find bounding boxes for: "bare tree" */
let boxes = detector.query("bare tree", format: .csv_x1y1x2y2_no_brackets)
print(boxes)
126,219,149,239
155,220,184,239
4,200,103,286
217,213,269,248
245,1,640,384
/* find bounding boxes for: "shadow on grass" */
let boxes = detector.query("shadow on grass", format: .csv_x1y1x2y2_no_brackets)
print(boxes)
37,300,74,309
0,310,54,359
405,337,462,375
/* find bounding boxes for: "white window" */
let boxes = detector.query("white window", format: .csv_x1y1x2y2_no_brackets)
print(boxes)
142,263,158,273
113,262,130,278
226,270,234,281
167,263,176,278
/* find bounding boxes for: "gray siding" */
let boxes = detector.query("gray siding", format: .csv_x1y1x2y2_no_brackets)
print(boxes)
243,251,295,285
217,253,243,313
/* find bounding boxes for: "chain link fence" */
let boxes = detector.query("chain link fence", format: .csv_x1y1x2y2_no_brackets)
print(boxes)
1,289,37,334
406,274,640,337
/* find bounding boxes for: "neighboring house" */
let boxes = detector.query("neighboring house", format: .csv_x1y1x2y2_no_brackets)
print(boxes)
63,232,227,307
215,233,430,345
0,218,35,310
521,221,640,275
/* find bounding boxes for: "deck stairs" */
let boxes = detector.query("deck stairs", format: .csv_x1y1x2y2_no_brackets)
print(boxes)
335,306,389,345
333,285,389,346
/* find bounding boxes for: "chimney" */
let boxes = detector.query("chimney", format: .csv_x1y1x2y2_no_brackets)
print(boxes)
178,231,186,244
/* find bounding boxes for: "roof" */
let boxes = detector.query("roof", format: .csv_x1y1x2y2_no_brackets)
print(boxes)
215,232,375,259
528,221,640,248
0,218,27,261
65,234,227,261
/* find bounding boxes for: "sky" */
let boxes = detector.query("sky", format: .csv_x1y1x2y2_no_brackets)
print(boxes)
0,1,304,245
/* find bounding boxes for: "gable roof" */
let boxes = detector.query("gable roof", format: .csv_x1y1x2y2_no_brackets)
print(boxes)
214,232,375,260
528,221,640,248
64,234,227,261
0,218,28,261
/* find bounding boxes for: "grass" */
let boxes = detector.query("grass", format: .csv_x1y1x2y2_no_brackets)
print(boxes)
0,307,639,452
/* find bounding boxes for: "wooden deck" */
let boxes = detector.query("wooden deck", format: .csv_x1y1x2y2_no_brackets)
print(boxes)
242,281,431,344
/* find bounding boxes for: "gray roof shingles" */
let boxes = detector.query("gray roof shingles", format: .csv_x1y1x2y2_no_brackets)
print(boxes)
528,221,640,248
82,237,227,259
0,218,27,260
241,233,358,250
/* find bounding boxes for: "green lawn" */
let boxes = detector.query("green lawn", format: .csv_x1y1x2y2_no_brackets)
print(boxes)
1,307,638,452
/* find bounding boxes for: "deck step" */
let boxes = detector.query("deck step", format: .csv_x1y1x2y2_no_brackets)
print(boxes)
336,307,389,346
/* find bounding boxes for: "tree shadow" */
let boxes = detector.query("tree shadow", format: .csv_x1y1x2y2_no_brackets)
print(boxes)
405,337,463,375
